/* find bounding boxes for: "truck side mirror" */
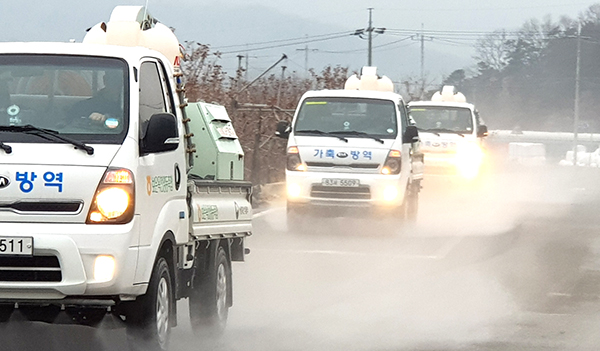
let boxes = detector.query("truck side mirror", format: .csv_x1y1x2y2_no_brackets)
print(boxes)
275,120,291,139
477,125,488,137
403,125,419,143
140,113,179,154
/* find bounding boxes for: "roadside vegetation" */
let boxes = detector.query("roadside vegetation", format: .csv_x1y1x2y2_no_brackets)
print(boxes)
180,4,600,186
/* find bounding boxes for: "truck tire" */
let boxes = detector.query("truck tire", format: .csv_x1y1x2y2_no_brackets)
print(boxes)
287,202,306,234
0,304,14,322
189,245,230,338
126,256,172,351
287,210,303,233
403,183,419,222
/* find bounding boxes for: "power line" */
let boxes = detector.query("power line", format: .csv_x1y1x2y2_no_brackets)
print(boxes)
383,3,591,12
319,35,413,54
213,31,354,51
218,33,354,55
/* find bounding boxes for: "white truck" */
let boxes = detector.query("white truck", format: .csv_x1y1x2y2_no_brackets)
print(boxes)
0,6,251,351
408,86,488,179
276,67,424,226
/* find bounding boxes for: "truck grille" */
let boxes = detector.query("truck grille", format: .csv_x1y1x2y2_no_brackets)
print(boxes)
310,185,371,200
0,201,83,214
0,256,62,282
306,162,380,169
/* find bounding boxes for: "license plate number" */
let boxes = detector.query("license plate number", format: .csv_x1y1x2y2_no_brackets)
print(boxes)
0,237,33,256
322,178,360,187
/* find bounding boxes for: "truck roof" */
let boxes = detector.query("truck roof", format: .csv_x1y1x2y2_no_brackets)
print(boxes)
407,100,475,110
0,42,169,64
300,89,404,103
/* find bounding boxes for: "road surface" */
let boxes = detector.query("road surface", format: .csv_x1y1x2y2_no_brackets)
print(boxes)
4,165,600,351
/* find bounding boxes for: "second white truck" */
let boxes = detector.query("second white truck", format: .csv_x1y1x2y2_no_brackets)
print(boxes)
276,67,424,227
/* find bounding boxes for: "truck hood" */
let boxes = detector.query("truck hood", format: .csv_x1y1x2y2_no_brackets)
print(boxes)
291,135,396,171
0,143,120,223
419,132,476,153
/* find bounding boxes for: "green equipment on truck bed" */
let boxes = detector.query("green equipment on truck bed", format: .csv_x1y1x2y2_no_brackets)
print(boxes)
185,102,245,180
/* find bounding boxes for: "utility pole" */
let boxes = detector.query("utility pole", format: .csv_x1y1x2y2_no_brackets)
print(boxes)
237,54,244,72
236,54,244,88
245,45,249,81
420,23,425,86
412,24,433,98
296,37,318,76
353,8,385,67
573,22,582,166
277,65,287,107
367,7,373,66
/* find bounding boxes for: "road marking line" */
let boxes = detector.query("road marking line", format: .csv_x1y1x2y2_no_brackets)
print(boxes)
252,208,280,219
547,292,572,297
250,248,447,260
431,236,463,260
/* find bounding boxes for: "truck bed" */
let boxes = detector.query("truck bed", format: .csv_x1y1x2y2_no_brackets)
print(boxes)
188,179,253,240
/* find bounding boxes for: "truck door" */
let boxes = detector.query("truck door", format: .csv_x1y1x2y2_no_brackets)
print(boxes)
136,59,187,247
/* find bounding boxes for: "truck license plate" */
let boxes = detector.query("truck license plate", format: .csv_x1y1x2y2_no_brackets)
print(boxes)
0,237,33,256
321,178,360,187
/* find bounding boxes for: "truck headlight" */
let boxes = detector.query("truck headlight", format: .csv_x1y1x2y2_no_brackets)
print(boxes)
287,146,306,171
87,168,135,224
96,188,130,219
381,150,402,175
455,143,484,179
94,255,116,282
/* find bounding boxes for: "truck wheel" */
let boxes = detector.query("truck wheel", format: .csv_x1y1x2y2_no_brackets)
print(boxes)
0,304,14,322
189,246,230,338
126,257,172,351
287,203,305,234
404,184,419,222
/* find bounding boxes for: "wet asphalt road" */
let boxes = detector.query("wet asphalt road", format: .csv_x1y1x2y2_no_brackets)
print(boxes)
4,165,600,351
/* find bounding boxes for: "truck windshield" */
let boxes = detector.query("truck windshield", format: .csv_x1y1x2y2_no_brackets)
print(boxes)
410,106,473,134
294,97,398,139
0,54,128,144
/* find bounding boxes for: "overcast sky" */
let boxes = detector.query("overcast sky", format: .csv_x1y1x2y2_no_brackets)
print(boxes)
0,0,597,81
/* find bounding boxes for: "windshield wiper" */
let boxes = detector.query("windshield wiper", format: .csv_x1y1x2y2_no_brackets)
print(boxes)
0,125,94,155
295,129,348,142
420,128,464,137
417,128,440,136
329,131,385,144
0,141,12,154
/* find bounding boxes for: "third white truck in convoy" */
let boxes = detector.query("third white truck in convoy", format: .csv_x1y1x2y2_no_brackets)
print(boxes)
276,67,423,226
408,86,488,179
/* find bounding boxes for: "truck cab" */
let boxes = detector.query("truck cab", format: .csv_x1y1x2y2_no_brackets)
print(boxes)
0,7,252,351
408,86,488,179
276,67,423,224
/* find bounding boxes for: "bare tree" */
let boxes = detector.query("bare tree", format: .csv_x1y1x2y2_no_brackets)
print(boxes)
473,30,510,71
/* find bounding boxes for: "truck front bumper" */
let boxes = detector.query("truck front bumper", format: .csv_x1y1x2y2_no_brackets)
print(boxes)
285,171,408,214
0,218,145,302
424,152,484,179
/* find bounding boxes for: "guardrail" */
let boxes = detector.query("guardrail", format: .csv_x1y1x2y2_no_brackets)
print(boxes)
488,130,600,144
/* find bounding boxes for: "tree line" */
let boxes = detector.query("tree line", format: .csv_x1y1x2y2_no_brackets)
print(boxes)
181,4,600,185
442,4,600,133
180,42,348,186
